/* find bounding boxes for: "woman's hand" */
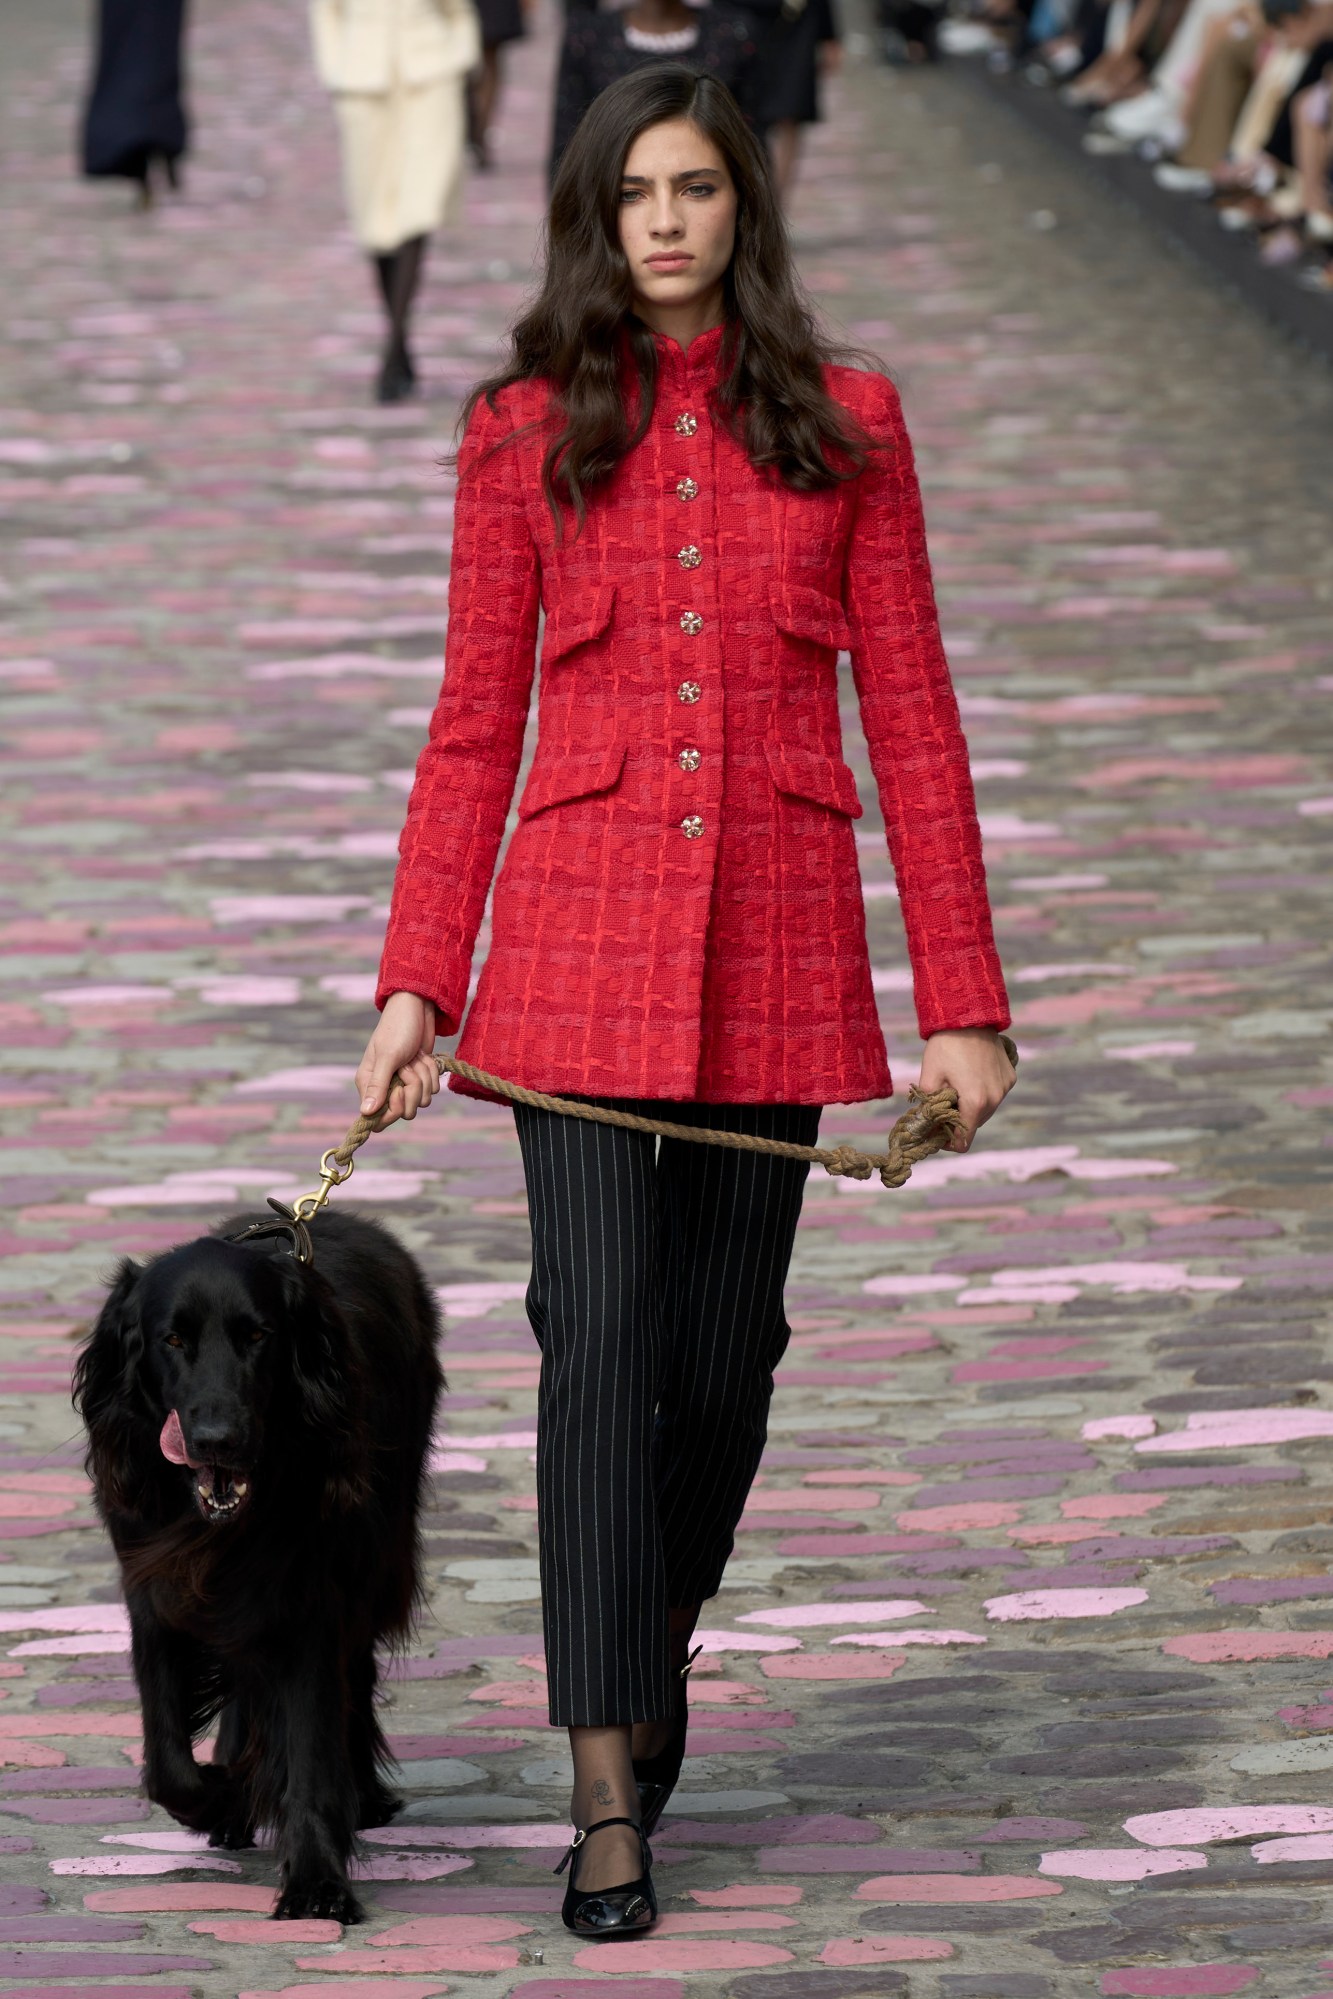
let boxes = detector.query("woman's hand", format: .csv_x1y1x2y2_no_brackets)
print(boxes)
918,1028,1016,1153
355,992,441,1129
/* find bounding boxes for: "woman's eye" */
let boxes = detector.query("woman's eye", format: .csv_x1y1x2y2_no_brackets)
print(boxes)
619,187,643,203
684,182,716,197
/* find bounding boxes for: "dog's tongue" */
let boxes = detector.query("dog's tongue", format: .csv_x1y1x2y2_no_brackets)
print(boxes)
160,1410,204,1469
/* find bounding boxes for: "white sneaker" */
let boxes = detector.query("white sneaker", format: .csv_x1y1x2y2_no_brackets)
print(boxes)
1103,87,1175,141
938,20,999,53
1153,163,1214,194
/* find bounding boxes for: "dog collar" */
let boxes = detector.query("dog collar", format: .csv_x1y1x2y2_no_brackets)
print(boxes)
221,1198,314,1266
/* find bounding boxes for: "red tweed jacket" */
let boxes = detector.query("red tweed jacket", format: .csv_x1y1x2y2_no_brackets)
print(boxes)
376,324,1009,1103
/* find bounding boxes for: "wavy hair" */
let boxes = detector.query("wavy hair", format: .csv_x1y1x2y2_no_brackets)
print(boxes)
461,65,880,526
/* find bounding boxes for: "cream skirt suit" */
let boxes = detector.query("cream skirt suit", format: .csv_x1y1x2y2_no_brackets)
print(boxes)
312,0,482,252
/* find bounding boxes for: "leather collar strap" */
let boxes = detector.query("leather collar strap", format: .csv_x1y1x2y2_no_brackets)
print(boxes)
221,1198,314,1267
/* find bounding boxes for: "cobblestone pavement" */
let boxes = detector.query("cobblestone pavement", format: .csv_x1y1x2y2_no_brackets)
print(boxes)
3,1,1333,1994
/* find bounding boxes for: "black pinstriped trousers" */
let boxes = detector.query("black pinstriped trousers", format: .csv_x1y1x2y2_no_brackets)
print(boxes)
513,1099,821,1728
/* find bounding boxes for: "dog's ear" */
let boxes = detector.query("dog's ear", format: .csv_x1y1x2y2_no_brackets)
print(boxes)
72,1259,147,1510
281,1263,372,1513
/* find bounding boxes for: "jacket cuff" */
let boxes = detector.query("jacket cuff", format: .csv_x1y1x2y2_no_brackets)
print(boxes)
915,995,1012,1041
374,963,462,1041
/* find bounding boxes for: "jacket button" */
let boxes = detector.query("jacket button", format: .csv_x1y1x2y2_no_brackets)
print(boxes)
675,477,699,501
681,814,704,839
678,545,701,570
677,680,701,704
675,412,698,436
678,747,701,772
680,611,703,635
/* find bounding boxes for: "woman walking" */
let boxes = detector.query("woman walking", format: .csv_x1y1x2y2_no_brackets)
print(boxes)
549,0,760,183
81,0,189,204
468,0,527,169
747,0,842,201
311,0,481,403
356,67,1013,1937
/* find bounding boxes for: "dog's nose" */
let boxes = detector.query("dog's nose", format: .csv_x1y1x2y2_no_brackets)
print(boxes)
186,1417,244,1463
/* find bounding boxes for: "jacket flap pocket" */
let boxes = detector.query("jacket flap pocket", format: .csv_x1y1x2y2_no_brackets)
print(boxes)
765,740,863,819
517,741,627,821
770,582,852,652
541,585,617,667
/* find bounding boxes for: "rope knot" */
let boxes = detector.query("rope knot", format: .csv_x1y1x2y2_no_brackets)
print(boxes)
824,1144,874,1181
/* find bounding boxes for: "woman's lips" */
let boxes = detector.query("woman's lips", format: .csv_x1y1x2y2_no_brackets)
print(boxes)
646,254,693,270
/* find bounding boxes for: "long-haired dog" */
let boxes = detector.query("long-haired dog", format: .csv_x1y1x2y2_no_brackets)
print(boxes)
73,1208,442,1921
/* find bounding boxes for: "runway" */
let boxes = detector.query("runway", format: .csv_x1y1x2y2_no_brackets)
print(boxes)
3,0,1333,1989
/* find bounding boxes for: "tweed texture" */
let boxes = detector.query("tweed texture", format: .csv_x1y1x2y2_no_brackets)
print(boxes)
376,324,1010,1102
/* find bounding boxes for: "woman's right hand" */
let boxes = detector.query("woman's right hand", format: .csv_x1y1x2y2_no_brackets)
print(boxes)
355,992,441,1128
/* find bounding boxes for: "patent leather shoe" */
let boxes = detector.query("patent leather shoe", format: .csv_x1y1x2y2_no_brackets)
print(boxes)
555,1816,656,1937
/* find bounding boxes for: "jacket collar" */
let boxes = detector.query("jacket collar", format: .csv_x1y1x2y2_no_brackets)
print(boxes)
648,320,728,383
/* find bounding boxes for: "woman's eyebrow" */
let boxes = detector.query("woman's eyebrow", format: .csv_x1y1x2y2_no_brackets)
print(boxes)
619,169,723,186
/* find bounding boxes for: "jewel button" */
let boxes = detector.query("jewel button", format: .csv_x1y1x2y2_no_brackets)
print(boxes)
681,814,704,839
680,611,703,635
678,546,701,570
677,680,701,704
675,412,698,436
676,477,699,501
678,748,701,772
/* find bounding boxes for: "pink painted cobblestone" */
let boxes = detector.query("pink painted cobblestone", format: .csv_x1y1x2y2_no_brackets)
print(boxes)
3,0,1333,1993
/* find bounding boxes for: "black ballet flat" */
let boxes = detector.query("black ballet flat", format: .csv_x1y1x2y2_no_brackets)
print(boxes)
555,1816,656,1937
634,1643,701,1837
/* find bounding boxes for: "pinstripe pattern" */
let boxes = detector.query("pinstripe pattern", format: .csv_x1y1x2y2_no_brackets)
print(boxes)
515,1097,819,1727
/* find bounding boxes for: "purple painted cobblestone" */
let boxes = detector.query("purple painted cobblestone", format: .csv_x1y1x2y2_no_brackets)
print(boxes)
4,0,1333,1991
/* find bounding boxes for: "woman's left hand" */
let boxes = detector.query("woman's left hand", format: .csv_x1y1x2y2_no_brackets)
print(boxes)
918,1028,1016,1153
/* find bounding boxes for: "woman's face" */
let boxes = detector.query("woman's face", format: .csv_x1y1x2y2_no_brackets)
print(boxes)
617,118,738,331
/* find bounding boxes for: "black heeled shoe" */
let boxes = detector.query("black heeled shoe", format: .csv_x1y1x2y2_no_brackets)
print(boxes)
555,1816,656,1937
634,1643,701,1837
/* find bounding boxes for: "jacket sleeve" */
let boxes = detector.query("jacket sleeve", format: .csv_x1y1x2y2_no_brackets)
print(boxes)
842,374,1010,1041
375,396,541,1033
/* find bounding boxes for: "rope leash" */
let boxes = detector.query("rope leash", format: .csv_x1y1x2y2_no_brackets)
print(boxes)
286,1036,1019,1224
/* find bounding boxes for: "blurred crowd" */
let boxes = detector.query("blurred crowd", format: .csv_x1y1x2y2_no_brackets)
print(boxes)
955,0,1333,293
77,0,1331,411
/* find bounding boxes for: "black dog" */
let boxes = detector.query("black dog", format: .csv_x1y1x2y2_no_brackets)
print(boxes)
73,1208,443,1922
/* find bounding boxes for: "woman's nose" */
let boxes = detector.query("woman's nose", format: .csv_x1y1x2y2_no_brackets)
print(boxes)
649,200,683,237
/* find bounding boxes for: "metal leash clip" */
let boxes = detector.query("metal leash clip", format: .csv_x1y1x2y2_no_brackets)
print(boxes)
290,1148,356,1224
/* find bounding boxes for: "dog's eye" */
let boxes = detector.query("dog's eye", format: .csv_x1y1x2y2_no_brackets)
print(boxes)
249,1327,266,1343
164,1335,185,1350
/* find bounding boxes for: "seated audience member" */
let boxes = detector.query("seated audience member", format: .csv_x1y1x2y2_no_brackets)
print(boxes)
1060,0,1190,104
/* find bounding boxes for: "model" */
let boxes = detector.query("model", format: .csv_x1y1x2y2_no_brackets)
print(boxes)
311,0,481,403
356,64,1014,1938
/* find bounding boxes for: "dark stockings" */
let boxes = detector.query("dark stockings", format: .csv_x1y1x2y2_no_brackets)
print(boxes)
630,1603,701,1761
567,1602,700,1893
370,234,427,401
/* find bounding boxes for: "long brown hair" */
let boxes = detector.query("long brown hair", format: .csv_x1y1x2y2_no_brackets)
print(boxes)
461,65,879,526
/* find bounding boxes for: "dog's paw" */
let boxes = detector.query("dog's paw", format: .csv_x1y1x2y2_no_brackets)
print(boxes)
207,1815,257,1850
274,1877,364,1924
153,1765,248,1836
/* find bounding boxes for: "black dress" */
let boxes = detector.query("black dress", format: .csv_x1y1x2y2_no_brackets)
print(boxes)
550,8,761,182
81,0,189,182
747,0,837,126
476,0,526,53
